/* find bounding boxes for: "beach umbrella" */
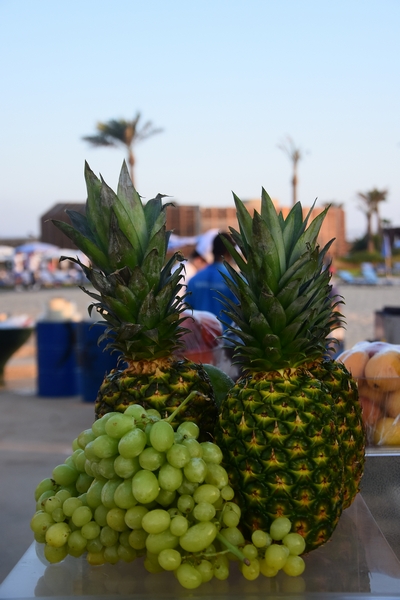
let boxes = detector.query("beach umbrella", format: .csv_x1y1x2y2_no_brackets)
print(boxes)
15,242,59,254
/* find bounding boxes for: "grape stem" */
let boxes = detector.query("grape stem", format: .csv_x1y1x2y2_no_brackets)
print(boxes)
216,533,250,566
166,391,208,424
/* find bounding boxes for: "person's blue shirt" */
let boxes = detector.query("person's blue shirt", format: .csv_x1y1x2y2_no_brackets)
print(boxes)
185,261,237,327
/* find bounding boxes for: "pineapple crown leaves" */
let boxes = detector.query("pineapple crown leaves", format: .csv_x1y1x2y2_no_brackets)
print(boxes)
219,191,344,371
54,162,190,361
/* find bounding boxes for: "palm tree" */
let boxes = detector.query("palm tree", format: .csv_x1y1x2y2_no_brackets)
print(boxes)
277,136,305,206
82,113,163,187
357,188,388,252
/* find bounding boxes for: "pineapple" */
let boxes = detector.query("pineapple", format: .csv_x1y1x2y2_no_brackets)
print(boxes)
215,190,365,551
52,162,218,438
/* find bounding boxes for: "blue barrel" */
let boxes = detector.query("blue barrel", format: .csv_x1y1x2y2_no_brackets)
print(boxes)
36,321,79,397
75,321,120,403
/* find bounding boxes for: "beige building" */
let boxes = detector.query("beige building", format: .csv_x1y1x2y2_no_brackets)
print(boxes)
41,198,348,260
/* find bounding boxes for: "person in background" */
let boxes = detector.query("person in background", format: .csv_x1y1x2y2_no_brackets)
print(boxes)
186,232,237,328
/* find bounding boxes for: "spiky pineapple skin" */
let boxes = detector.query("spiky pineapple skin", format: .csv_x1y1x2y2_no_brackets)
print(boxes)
309,358,365,509
95,357,218,441
215,364,347,552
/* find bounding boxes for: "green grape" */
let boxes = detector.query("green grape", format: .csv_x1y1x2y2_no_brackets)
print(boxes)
36,491,55,511
86,536,104,553
77,492,88,506
106,507,128,532
241,557,260,581
67,530,87,552
44,496,62,514
193,484,220,505
166,443,191,468
45,522,71,547
282,532,306,556
72,437,79,451
158,463,183,491
252,529,272,548
101,478,123,509
94,504,109,527
104,544,119,564
77,428,96,449
118,544,137,562
146,408,161,420
213,554,230,580
34,531,46,543
128,528,148,550
86,479,105,509
243,544,258,559
179,522,217,552
84,459,96,478
30,511,54,535
142,509,171,534
193,501,216,522
87,550,105,565
204,463,229,488
68,546,85,558
100,525,119,547
282,555,306,576
183,458,207,483
176,421,199,440
91,412,117,437
44,543,68,564
52,464,79,486
75,473,94,494
199,441,223,464
114,478,137,509
157,548,182,571
139,447,166,471
92,434,119,459
55,489,71,503
182,438,203,457
62,497,83,517
195,559,214,583
52,508,66,523
270,516,292,541
169,515,189,537
118,428,147,458
97,456,116,479
177,477,199,496
132,470,160,504
34,478,58,502
156,488,176,508
71,448,85,471
124,404,148,420
114,455,140,478
177,494,195,514
220,526,245,546
64,455,75,469
125,505,148,529
176,563,202,589
105,413,135,439
118,530,131,548
145,530,179,554
144,555,165,573
260,559,279,577
264,544,288,570
220,485,235,501
71,506,92,527
149,420,175,452
222,505,240,528
83,441,98,461
81,521,100,540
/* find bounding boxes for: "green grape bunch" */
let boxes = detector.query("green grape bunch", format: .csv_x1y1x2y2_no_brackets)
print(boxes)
30,393,306,589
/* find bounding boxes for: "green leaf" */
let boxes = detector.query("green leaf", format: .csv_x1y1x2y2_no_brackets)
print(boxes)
258,292,287,334
51,219,109,273
260,188,286,274
107,210,138,271
281,202,303,259
233,193,253,257
64,210,97,244
84,162,111,253
289,206,329,267
117,161,147,254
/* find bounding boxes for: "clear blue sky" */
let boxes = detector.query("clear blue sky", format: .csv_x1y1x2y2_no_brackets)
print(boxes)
1,0,399,242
